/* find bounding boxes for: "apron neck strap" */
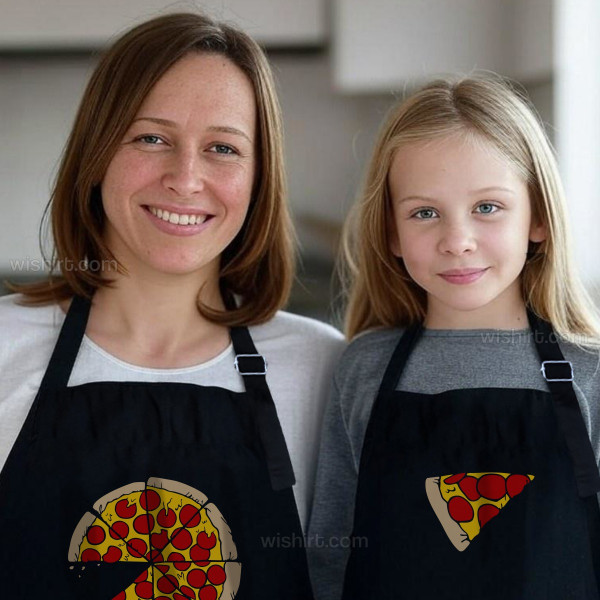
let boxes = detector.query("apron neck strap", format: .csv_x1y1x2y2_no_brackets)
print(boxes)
378,320,424,395
40,294,91,391
527,307,573,393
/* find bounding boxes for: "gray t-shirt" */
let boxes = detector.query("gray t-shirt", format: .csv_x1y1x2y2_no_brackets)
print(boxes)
307,326,600,600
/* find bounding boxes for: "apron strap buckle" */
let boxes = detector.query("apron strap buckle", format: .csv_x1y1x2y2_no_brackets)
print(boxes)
541,360,574,382
234,353,268,375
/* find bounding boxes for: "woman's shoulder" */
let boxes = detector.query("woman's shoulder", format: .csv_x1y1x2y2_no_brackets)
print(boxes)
0,293,62,333
250,310,345,348
0,293,62,370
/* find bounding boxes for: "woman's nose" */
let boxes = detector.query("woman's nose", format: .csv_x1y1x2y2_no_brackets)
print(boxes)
161,149,206,197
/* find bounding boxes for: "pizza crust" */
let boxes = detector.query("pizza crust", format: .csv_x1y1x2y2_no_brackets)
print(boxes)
147,477,208,507
425,477,470,552
205,503,238,561
223,562,242,599
68,512,96,561
92,482,145,514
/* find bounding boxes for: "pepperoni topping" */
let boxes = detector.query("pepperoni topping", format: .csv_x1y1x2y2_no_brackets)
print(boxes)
207,565,226,585
157,574,178,594
187,568,207,588
443,473,465,485
477,474,506,501
102,546,123,563
81,548,101,562
135,570,149,583
156,564,169,574
478,503,500,528
115,499,137,519
180,585,196,599
168,551,191,571
191,545,210,562
146,549,164,562
197,531,217,550
172,528,193,550
109,521,129,540
458,476,480,501
506,474,531,498
447,496,474,523
140,489,161,511
151,529,169,550
134,514,155,535
86,525,106,545
157,507,177,528
174,596,190,600
111,592,126,600
135,581,153,599
180,504,202,528
127,537,148,558
156,597,171,600
199,586,218,600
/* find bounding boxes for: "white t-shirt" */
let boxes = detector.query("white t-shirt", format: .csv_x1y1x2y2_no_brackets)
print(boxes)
0,293,345,531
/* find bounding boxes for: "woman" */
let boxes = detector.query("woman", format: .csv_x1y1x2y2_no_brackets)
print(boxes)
0,12,343,599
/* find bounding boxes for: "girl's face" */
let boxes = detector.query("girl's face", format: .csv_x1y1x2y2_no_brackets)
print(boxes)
388,133,546,329
100,52,256,281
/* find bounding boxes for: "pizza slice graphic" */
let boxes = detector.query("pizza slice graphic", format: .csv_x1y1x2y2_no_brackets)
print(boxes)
68,477,241,599
425,472,534,551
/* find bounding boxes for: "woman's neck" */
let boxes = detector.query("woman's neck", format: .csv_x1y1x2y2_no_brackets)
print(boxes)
61,272,231,369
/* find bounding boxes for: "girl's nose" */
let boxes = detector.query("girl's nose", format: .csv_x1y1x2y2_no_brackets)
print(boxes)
161,149,206,197
438,223,477,255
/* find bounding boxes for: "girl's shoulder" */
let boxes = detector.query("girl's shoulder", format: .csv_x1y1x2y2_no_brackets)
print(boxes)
335,327,404,383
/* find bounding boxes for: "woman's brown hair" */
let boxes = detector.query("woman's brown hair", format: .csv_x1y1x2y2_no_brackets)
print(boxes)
7,12,293,326
343,74,600,347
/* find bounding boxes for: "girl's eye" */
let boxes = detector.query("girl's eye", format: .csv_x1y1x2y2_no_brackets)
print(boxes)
476,203,500,215
411,208,438,220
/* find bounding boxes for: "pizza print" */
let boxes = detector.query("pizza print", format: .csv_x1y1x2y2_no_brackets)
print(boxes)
425,471,534,551
68,477,241,599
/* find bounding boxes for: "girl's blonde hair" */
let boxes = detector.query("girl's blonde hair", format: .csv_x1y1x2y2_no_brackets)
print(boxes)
343,74,600,347
7,12,293,327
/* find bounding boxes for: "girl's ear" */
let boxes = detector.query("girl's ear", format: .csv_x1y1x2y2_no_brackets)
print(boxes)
388,219,402,257
529,219,546,243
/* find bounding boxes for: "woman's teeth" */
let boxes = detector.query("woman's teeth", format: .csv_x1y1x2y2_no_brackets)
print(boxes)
148,206,207,226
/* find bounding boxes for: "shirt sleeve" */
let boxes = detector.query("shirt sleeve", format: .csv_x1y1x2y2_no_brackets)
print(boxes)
307,375,358,600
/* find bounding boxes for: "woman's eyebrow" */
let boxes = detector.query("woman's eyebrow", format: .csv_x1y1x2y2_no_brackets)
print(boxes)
131,117,252,143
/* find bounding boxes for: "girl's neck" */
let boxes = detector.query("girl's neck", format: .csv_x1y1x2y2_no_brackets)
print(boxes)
424,291,530,331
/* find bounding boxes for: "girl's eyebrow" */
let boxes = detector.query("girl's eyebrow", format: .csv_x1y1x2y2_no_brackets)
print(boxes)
131,117,252,143
398,186,515,204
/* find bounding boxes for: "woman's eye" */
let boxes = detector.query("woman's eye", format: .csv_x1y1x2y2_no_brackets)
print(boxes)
412,208,437,220
210,144,236,155
476,203,500,215
135,135,164,145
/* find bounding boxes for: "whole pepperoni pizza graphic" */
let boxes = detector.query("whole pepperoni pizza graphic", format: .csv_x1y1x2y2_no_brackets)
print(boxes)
426,471,534,551
68,478,241,599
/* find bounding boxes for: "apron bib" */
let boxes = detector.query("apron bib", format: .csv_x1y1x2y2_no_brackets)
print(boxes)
0,295,313,600
342,309,600,599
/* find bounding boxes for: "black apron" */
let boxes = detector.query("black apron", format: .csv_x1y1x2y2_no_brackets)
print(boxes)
342,309,600,599
0,295,313,600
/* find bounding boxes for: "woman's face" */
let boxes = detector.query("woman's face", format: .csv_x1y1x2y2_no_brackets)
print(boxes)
100,52,257,280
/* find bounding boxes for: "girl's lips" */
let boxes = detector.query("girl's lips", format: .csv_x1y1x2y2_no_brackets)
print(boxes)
142,205,214,237
439,268,489,284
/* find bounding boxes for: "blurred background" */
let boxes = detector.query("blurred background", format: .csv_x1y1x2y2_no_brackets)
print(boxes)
0,0,598,326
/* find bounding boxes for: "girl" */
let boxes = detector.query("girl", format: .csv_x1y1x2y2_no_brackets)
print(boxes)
308,75,600,599
0,12,343,598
